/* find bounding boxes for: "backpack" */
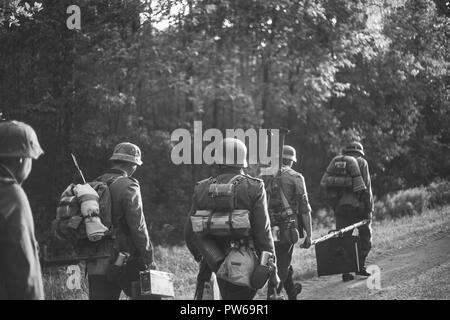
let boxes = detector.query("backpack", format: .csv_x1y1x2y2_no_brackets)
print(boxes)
321,155,366,208
190,175,251,239
45,176,122,265
265,173,301,244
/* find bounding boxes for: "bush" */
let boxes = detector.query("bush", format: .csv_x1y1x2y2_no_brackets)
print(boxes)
373,199,387,221
375,187,430,219
427,180,450,208
374,187,430,220
313,208,334,230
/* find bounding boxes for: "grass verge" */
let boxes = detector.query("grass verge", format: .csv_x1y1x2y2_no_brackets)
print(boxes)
43,205,450,299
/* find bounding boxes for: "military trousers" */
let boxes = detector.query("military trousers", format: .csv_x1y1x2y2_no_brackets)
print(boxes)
88,275,122,300
267,242,296,298
335,204,372,265
88,260,140,300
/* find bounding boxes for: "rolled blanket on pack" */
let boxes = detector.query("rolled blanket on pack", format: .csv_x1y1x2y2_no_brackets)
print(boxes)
74,184,100,217
74,184,108,242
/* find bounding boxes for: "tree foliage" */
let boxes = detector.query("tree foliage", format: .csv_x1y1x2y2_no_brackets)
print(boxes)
0,0,448,244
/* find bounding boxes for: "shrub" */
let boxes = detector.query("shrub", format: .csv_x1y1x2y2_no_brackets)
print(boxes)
313,208,335,230
373,199,387,221
375,187,430,220
427,180,450,208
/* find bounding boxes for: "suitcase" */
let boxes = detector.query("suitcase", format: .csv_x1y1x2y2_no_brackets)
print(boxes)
315,235,360,277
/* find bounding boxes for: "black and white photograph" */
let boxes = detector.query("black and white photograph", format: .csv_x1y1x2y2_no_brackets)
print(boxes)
0,0,449,305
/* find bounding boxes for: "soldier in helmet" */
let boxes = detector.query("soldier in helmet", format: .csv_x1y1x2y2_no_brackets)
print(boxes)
185,138,280,300
0,120,45,300
320,141,373,282
87,142,156,300
265,145,313,300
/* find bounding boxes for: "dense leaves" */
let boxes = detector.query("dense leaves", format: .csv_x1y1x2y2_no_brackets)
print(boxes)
0,0,448,244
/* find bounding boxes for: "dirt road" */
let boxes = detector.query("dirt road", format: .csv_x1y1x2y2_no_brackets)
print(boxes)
298,226,450,300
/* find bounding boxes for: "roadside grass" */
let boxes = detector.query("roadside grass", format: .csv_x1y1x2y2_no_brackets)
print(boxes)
43,205,449,300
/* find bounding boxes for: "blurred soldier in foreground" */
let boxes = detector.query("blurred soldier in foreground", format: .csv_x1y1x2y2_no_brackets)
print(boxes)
185,138,280,300
87,142,156,299
320,141,373,282
264,145,312,300
0,120,45,300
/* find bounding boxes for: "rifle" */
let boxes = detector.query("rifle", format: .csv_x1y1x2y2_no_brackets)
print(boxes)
311,219,370,246
70,153,87,184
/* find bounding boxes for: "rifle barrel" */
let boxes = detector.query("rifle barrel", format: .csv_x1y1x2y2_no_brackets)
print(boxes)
311,219,370,246
70,153,87,184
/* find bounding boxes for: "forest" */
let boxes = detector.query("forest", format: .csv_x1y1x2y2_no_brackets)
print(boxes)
0,0,449,244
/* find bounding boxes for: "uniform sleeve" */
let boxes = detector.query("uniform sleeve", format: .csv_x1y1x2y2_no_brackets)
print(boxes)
320,159,334,189
184,189,202,262
294,175,311,215
250,181,275,255
121,182,154,266
0,186,44,300
359,160,374,214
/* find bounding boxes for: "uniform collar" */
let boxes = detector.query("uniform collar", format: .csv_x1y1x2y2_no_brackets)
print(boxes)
0,163,19,185
216,166,243,176
107,168,128,177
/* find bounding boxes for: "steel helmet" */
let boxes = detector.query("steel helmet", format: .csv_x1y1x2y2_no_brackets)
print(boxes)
0,120,44,159
110,142,143,166
344,141,365,157
217,137,248,168
282,145,297,162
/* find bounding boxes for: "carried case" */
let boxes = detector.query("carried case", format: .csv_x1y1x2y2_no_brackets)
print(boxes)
315,235,360,277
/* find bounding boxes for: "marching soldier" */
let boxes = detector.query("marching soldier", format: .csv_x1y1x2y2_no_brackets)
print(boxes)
265,145,313,300
87,142,156,299
185,138,280,300
0,120,45,300
320,141,373,282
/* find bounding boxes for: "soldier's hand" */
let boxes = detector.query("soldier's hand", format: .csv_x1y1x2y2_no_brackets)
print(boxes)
300,236,311,249
149,261,157,270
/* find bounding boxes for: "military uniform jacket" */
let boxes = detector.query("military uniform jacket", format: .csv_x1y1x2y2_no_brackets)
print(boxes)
87,168,154,275
266,166,312,216
185,172,275,261
0,165,44,300
355,157,374,213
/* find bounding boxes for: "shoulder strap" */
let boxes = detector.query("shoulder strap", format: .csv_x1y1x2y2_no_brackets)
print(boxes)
226,174,243,185
265,173,280,207
228,174,245,210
